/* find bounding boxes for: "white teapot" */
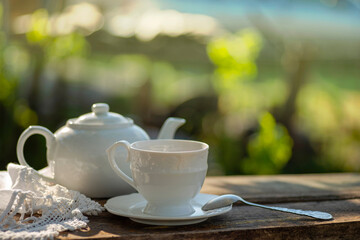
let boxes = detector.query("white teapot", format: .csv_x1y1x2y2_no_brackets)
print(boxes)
16,103,185,198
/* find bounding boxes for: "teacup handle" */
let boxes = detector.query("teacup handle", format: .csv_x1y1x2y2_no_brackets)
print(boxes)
107,140,137,190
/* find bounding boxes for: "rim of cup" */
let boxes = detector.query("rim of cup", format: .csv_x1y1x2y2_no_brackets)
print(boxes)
129,139,209,155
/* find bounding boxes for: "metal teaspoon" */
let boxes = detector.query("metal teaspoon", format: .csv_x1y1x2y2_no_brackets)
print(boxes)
201,194,333,220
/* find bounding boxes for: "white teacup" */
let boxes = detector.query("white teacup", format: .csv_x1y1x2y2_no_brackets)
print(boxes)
107,139,208,217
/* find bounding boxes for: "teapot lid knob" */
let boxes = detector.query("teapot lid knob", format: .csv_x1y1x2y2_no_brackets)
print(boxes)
92,103,109,115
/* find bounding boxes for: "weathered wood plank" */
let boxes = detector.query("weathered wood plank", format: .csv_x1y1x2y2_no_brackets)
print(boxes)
59,173,360,239
59,199,360,239
201,173,360,203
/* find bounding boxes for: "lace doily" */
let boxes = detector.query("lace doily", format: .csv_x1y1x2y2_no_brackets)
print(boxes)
0,163,104,240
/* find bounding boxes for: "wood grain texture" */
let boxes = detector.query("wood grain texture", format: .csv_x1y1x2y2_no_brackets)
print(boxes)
201,173,360,203
59,173,360,240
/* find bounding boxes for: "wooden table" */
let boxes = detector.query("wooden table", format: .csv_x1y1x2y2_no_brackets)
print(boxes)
59,173,360,239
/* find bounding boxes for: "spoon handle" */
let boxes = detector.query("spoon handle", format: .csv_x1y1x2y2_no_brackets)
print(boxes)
202,194,333,220
241,199,333,220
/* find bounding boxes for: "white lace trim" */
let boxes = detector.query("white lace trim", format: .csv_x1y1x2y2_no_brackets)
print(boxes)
0,164,104,240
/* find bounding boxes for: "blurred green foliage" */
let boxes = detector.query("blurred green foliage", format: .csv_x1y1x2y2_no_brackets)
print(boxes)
26,9,48,44
206,30,293,174
26,9,89,59
207,29,262,88
243,112,293,174
0,5,35,129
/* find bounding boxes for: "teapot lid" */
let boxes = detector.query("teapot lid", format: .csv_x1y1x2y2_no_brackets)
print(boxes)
67,103,133,128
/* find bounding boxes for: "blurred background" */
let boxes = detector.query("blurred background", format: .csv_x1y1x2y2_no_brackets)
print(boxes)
0,0,359,175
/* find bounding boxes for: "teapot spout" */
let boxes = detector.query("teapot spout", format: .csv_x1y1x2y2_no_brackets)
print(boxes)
157,117,186,139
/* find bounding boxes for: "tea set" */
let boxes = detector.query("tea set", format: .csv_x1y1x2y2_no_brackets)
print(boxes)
16,103,186,198
16,103,332,226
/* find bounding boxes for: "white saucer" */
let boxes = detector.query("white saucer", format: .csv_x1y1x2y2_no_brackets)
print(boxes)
105,193,232,226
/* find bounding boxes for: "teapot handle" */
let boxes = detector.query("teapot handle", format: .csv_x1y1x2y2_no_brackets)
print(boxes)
106,140,137,190
17,126,56,181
